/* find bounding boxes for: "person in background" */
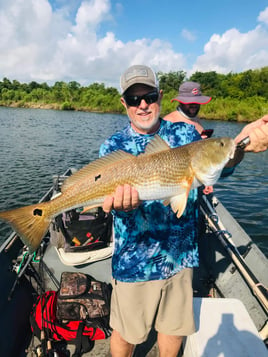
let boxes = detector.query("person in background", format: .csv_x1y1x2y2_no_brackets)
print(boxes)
164,81,213,194
164,81,268,152
164,81,212,139
99,65,245,357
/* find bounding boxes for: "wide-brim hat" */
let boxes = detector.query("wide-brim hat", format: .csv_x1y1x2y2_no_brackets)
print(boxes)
171,81,211,104
120,65,159,94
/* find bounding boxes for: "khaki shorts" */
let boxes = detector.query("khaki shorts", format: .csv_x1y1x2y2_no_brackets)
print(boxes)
110,268,195,344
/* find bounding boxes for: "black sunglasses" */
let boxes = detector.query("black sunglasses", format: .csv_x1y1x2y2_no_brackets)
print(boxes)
123,91,159,107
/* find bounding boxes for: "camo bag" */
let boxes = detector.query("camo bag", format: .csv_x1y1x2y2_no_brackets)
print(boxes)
56,272,111,322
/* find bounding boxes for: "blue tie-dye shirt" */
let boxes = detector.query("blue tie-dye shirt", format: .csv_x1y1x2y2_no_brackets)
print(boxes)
99,119,202,282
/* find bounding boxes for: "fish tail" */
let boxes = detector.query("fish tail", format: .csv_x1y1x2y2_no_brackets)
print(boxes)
0,202,51,253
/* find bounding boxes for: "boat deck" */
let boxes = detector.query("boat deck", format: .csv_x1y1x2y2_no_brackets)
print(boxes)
1,169,267,357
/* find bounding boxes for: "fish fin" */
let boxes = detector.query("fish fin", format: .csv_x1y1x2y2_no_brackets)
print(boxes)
143,135,170,155
61,150,134,192
81,207,89,214
0,202,51,253
80,204,100,214
168,193,188,218
166,178,193,218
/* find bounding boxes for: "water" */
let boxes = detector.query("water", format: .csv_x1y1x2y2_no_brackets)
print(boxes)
0,107,267,256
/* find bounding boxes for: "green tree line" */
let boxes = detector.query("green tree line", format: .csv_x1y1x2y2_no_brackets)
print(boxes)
0,67,267,122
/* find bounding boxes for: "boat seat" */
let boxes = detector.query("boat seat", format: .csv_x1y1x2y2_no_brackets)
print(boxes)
182,297,267,357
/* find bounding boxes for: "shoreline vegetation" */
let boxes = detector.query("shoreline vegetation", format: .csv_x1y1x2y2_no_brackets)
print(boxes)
1,67,267,122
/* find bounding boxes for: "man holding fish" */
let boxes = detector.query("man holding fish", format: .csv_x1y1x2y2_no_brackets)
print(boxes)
100,65,245,357
0,65,267,357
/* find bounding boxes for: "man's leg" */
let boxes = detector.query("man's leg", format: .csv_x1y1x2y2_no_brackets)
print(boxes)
110,329,134,357
157,332,183,357
155,270,194,357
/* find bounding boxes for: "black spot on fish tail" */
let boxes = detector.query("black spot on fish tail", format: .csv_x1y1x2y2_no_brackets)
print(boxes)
95,174,101,182
33,208,43,216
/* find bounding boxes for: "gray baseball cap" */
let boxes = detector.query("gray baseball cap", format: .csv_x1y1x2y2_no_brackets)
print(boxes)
172,81,211,104
120,65,159,94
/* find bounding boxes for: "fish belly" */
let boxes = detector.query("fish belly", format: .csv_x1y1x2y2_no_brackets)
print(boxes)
137,183,180,201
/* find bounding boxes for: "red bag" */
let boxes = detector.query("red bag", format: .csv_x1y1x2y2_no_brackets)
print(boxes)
30,291,111,356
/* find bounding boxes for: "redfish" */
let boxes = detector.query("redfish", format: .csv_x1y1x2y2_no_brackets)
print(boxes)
0,136,235,252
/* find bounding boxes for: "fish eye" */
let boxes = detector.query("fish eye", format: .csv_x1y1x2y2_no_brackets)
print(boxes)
220,141,224,147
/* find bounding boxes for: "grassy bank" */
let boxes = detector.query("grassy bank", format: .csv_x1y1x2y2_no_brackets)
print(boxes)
1,67,267,122
1,94,267,123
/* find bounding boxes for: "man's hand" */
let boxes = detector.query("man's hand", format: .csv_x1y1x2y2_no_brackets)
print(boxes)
203,185,213,195
103,184,140,213
235,115,268,153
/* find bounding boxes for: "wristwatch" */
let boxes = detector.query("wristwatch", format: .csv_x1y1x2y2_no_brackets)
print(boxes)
236,136,250,150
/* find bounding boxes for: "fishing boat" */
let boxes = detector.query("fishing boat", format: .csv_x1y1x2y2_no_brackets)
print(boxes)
0,168,267,357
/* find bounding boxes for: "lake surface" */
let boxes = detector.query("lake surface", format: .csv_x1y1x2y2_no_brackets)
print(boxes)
0,107,267,256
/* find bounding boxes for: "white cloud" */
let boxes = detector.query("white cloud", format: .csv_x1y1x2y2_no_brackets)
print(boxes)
191,16,268,74
0,0,71,80
258,6,268,24
0,1,267,86
181,29,196,42
74,0,111,33
0,0,185,86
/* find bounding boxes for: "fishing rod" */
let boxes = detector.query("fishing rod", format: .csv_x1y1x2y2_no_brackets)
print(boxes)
200,194,268,314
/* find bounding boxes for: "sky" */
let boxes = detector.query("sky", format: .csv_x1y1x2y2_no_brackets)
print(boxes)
0,0,268,89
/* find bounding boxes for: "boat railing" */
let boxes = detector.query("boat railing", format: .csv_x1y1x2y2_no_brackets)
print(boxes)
200,194,268,316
